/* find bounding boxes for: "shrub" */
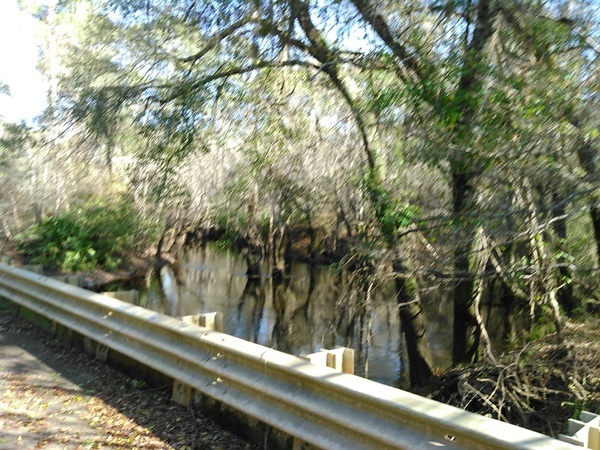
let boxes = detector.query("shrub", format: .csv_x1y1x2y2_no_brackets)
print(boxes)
17,199,154,272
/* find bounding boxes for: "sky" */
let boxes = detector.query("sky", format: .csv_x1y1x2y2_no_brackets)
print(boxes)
0,0,48,124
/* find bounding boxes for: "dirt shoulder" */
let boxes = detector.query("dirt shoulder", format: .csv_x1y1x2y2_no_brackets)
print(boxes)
0,305,255,450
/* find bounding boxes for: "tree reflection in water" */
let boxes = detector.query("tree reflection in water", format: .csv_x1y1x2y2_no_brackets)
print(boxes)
136,243,412,388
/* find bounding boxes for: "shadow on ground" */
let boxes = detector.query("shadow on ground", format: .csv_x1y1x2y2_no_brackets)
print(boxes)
0,304,254,450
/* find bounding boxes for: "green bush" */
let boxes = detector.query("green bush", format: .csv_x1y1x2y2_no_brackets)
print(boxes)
17,199,154,272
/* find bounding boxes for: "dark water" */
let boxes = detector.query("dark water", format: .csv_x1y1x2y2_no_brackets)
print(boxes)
134,243,470,387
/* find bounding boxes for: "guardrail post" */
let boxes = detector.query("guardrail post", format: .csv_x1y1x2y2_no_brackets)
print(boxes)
559,411,600,449
303,347,355,374
172,379,192,407
103,290,140,304
0,255,11,264
52,275,83,287
592,426,600,450
181,312,224,332
89,290,140,361
83,335,109,362
23,264,44,274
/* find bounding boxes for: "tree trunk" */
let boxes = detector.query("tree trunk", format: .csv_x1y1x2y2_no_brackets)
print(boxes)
575,137,600,267
451,171,477,364
551,192,575,314
566,114,600,267
394,260,433,388
450,0,495,364
589,207,600,266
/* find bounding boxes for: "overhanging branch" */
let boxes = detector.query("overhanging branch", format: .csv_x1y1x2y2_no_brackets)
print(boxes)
150,59,319,104
179,14,260,64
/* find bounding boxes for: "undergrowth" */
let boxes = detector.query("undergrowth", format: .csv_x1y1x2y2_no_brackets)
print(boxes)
17,199,155,272
431,318,600,436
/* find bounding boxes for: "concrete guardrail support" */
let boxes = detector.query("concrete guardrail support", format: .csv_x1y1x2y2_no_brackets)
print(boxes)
53,274,84,287
559,411,600,449
304,347,355,374
181,312,223,332
103,289,140,304
175,312,224,407
22,264,44,274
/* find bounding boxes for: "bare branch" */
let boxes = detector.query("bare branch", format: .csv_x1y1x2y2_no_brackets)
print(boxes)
347,0,425,80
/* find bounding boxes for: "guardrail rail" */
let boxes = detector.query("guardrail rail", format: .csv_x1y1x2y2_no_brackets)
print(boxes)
0,263,578,450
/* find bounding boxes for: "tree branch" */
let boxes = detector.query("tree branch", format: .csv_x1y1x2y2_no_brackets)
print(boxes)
288,0,376,171
151,59,319,104
179,14,259,64
347,0,425,80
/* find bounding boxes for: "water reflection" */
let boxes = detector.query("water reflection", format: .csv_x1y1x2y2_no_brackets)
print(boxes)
137,244,403,387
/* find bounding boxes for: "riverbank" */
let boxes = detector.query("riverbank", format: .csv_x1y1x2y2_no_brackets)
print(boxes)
431,317,600,436
0,239,149,292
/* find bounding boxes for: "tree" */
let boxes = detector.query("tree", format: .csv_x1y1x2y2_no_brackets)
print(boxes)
56,0,599,378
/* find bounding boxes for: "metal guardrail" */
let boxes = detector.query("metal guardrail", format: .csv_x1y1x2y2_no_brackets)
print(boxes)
0,263,577,450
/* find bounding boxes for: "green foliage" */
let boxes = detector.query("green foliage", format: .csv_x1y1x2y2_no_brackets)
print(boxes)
0,123,37,162
17,199,154,272
362,171,418,241
562,381,598,420
527,309,556,342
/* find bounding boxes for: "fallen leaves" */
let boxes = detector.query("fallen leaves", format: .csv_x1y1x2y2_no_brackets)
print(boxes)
1,313,256,449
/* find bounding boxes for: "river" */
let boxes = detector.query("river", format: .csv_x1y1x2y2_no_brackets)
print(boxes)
133,243,461,388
